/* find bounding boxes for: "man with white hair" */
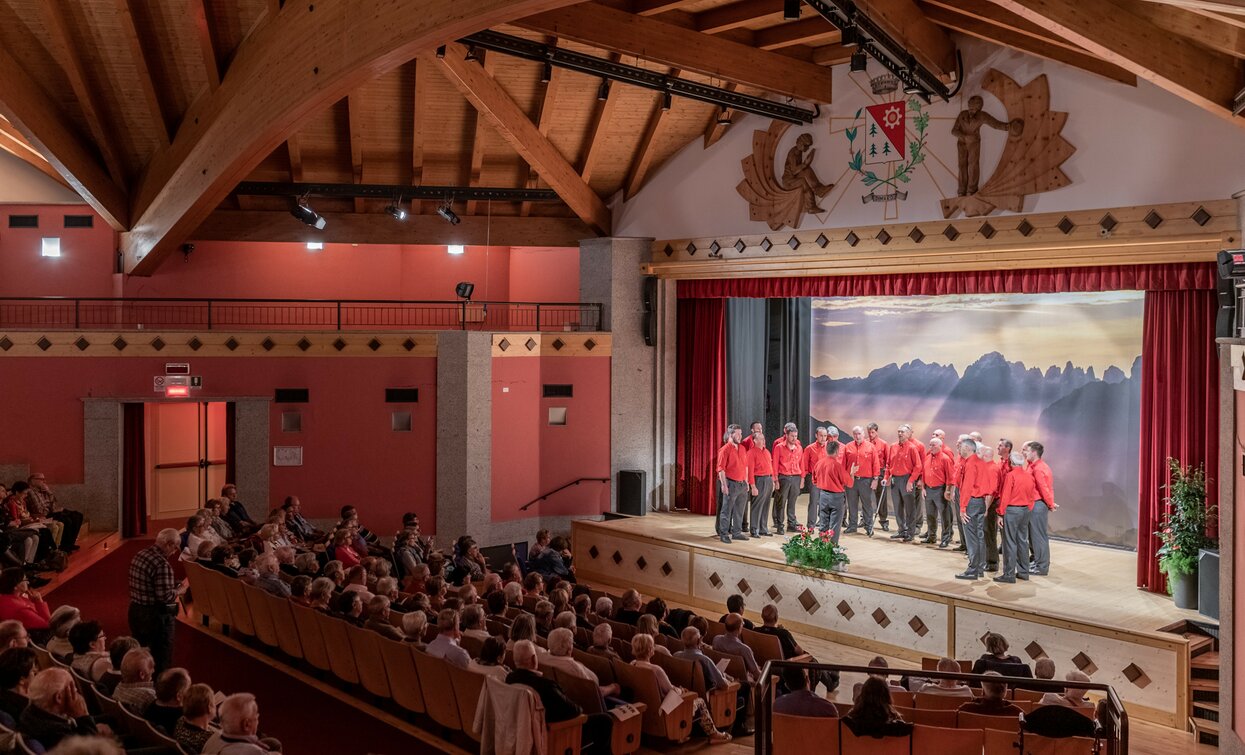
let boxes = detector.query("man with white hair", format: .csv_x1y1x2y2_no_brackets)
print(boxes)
364,596,406,641
715,424,748,543
885,424,924,542
18,668,99,748
127,528,185,672
843,426,880,536
1039,670,1094,708
203,692,278,753
770,422,804,535
507,640,612,751
949,434,975,553
253,555,290,598
954,440,993,580
544,628,621,699
113,648,156,714
461,605,491,641
1024,441,1057,576
994,452,1035,583
426,609,470,669
977,445,1002,572
745,429,776,537
593,596,613,622
801,427,830,530
920,438,955,547
865,423,891,532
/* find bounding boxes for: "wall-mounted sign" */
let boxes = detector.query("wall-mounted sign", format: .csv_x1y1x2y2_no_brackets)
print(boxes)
273,446,303,467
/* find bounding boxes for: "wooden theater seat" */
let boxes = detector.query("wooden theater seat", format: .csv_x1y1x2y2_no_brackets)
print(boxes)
376,637,426,715
241,583,280,649
840,725,910,755
200,568,235,630
613,660,697,743
288,603,332,673
903,706,958,727
958,710,1020,731
915,691,976,710
772,713,839,754
182,562,214,626
548,668,645,755
265,593,304,659
913,723,985,755
412,649,463,731
313,611,360,685
446,661,485,742
219,576,256,637
345,622,391,698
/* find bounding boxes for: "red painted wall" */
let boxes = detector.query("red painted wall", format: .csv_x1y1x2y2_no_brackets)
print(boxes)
0,205,119,298
491,356,611,521
510,247,583,303
0,356,437,531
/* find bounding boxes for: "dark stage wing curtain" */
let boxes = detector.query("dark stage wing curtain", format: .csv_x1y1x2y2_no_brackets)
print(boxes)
122,403,147,538
726,299,768,434
1137,289,1219,593
767,299,812,442
676,298,725,514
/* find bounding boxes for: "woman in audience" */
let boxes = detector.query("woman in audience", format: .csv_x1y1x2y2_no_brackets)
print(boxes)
251,523,282,556
643,598,680,639
293,553,319,577
44,605,80,659
4,483,56,563
203,499,234,541
99,637,138,696
331,590,366,626
636,615,673,656
533,600,555,637
393,529,423,578
173,683,217,754
0,568,50,632
321,560,346,591
631,633,730,743
425,577,448,612
235,549,259,584
403,592,432,622
67,620,110,682
851,657,909,701
451,536,487,585
0,647,36,726
530,535,575,583
549,588,569,618
468,636,510,679
507,614,544,654
971,632,1032,677
207,546,239,577
184,514,221,560
529,529,551,563
843,677,913,739
307,578,335,612
288,576,313,607
331,529,361,568
587,623,619,660
265,511,294,549
400,612,427,648
193,541,215,568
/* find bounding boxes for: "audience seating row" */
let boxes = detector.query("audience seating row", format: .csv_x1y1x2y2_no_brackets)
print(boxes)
770,713,1096,755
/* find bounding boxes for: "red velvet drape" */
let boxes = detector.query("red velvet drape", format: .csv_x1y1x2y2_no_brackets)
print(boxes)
122,403,148,538
676,298,726,514
1136,289,1219,593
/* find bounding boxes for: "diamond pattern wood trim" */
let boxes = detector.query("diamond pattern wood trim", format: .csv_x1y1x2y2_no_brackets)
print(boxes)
635,556,647,571
112,337,128,351
1072,652,1098,676
611,551,623,565
871,608,891,628
0,337,12,351
1121,663,1150,688
836,600,854,620
798,589,820,615
262,338,276,351
709,572,723,589
736,579,751,596
908,616,928,637
224,338,239,351
588,545,599,560
660,562,673,577
150,337,165,351
1024,641,1046,660
766,585,782,602
74,337,90,351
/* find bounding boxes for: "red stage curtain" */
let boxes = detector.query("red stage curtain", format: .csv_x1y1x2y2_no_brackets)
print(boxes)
676,298,725,514
122,403,147,538
678,262,1215,299
1136,289,1219,593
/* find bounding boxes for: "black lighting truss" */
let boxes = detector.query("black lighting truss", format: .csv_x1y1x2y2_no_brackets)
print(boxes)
235,182,561,203
800,0,957,102
458,30,819,124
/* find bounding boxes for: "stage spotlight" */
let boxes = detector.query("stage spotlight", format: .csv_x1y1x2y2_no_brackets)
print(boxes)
850,51,868,73
291,200,326,230
385,203,408,221
841,26,858,47
436,45,446,59
464,45,479,62
437,202,461,225
661,91,672,111
903,81,925,95
597,79,610,101
716,111,733,126
455,281,475,300
783,0,801,20
541,61,553,84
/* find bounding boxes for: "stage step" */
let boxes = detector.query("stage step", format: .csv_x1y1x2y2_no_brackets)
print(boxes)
1191,715,1220,746
1191,651,1219,669
1193,700,1220,716
1190,678,1220,692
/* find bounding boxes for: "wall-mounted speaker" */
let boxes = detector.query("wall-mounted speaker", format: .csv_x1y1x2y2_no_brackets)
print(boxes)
642,275,657,312
643,311,657,346
1216,270,1237,338
385,388,419,403
542,384,573,398
273,388,309,403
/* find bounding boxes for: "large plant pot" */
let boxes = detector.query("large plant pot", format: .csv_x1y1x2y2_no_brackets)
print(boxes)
1170,570,1199,610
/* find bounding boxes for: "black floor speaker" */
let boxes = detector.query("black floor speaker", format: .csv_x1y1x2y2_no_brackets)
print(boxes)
617,469,647,516
1198,548,1219,620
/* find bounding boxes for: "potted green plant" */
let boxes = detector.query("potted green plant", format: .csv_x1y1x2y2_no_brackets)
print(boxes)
781,526,850,572
1155,459,1214,610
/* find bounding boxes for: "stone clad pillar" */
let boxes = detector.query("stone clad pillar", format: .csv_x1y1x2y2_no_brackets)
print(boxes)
435,331,493,539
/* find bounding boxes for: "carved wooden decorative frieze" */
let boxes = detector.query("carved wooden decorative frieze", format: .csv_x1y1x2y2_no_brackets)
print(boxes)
492,333,612,358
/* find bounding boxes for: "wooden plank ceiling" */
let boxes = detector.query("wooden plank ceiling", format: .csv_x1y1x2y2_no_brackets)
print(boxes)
0,0,1240,274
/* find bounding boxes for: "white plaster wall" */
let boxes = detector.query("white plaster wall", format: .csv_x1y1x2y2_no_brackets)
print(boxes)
0,152,81,204
614,37,1245,240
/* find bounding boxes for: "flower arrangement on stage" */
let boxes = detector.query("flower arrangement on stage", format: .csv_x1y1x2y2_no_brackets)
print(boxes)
1155,459,1215,585
781,526,850,572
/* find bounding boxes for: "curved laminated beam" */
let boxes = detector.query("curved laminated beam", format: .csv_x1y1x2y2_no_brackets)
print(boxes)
123,0,586,276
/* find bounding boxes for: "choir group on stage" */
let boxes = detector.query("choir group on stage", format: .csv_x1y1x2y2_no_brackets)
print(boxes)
715,422,1057,583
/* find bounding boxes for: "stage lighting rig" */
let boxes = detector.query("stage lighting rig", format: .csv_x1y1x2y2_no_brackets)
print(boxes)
290,199,326,230
384,202,408,221
437,201,461,225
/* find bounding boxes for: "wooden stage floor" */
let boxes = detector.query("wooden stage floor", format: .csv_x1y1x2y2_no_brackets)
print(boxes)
598,510,1205,635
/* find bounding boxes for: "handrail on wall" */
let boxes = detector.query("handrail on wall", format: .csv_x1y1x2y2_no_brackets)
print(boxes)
519,477,610,511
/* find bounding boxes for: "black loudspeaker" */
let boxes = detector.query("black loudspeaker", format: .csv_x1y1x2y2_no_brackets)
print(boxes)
643,311,657,346
618,470,647,516
385,388,419,403
1198,548,1219,620
642,276,657,312
1216,271,1236,338
273,388,309,403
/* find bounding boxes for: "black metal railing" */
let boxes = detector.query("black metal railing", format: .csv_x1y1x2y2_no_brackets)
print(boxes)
0,297,603,333
519,477,611,511
753,660,1128,755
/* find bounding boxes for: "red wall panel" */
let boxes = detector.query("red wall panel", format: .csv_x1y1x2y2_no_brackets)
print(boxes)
0,206,118,298
510,247,582,303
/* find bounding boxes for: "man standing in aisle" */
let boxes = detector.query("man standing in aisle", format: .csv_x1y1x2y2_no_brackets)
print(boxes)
920,438,955,547
1023,441,1056,576
955,440,994,581
812,441,853,543
771,424,804,535
716,425,749,544
747,430,776,538
128,529,185,672
801,427,830,531
843,426,880,536
866,424,891,532
994,453,1035,583
885,425,924,542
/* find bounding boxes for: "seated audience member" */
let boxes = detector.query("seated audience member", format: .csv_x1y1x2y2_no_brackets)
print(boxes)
712,614,760,684
507,614,544,654
632,634,730,743
720,594,754,630
529,536,575,582
588,623,619,660
549,588,569,617
67,621,109,682
306,578,335,612
321,561,345,590
374,577,401,609
0,647,36,724
642,598,678,639
774,666,838,717
481,572,502,597
852,657,909,701
460,606,490,642
528,529,552,563
113,649,157,714
451,536,487,585
207,547,239,578
330,530,361,569
330,591,365,626
503,582,524,612
45,606,80,659
635,615,671,656
235,549,259,584
756,604,838,693
425,577,448,611
1039,670,1094,708
521,572,545,599
393,529,424,578
484,590,507,620
19,668,100,748
5,482,58,562
498,562,521,586
293,553,318,577
274,547,298,577
99,637,138,697
426,609,470,669
253,555,291,598
0,569,50,632
203,500,234,542
219,485,257,533
458,582,479,607
184,515,222,560
26,473,82,553
613,590,643,626
194,541,216,567
509,639,615,751
1035,657,1056,681
288,576,313,607
572,595,594,630
342,566,372,598
174,683,217,754
843,677,913,739
971,632,1033,679
544,628,620,700
673,625,741,709
146,667,191,734
203,692,281,754
917,658,974,696
0,620,30,650
593,597,613,623
403,564,431,596
959,671,1022,716
553,611,576,633
400,612,427,648
533,601,555,637
467,636,509,679
340,505,381,551
363,596,405,641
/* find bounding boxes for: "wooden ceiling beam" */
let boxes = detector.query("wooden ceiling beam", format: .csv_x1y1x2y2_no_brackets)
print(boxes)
854,0,958,75
522,42,567,217
516,3,834,102
625,73,678,200
579,74,623,187
811,44,855,65
632,0,700,13
411,59,427,213
122,0,585,276
464,53,498,215
918,2,1138,84
0,120,72,189
1135,0,1245,13
983,0,1243,122
703,83,739,148
1122,0,1245,57
435,42,611,235
187,0,221,91
114,0,170,147
755,17,842,49
347,95,366,212
285,134,303,182
696,0,785,34
194,209,592,246
0,47,128,229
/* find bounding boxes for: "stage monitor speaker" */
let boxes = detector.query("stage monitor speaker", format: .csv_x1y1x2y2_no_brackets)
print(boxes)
1198,548,1219,620
618,469,647,516
1216,270,1237,338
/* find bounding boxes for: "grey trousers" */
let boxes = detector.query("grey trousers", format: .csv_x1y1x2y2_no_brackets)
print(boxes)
924,485,953,544
749,476,774,536
1002,505,1032,579
845,478,876,534
985,508,1000,566
963,497,987,575
950,486,965,545
874,482,889,522
716,480,748,538
774,475,802,531
890,475,917,536
806,484,823,530
818,489,846,542
1030,500,1051,572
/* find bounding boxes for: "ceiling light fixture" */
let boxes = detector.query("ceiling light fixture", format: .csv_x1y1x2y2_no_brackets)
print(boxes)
385,201,408,221
783,0,802,20
437,201,461,225
841,26,858,47
306,242,323,251
541,61,553,84
716,111,733,126
850,50,868,73
436,45,446,59
662,91,672,111
597,79,610,101
464,45,479,62
448,245,465,256
291,199,326,230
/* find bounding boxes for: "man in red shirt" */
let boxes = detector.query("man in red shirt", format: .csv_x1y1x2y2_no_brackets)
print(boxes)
739,421,763,533
716,425,749,544
771,423,804,535
843,426,880,537
1023,441,1057,576
985,439,1014,571
884,424,923,542
746,430,777,538
977,444,1002,573
866,424,891,532
955,440,995,580
812,441,854,544
919,438,955,547
995,452,1035,583
801,427,830,531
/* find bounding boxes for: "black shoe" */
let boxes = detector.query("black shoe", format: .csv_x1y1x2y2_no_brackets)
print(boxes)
749,532,760,539
842,528,857,535
889,533,905,540
938,542,950,549
954,572,979,580
953,545,967,553
1029,562,1038,572
922,537,937,544
759,531,772,537
865,530,874,538
880,521,890,531
902,536,914,543
720,536,732,544
1016,574,1030,581
734,533,750,541
993,576,1016,584
1031,570,1048,576
986,563,999,572
775,529,785,535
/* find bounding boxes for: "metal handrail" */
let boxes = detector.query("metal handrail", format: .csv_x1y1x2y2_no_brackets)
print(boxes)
518,477,610,511
753,660,1128,755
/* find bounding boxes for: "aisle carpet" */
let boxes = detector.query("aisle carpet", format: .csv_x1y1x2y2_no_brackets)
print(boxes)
46,540,450,755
